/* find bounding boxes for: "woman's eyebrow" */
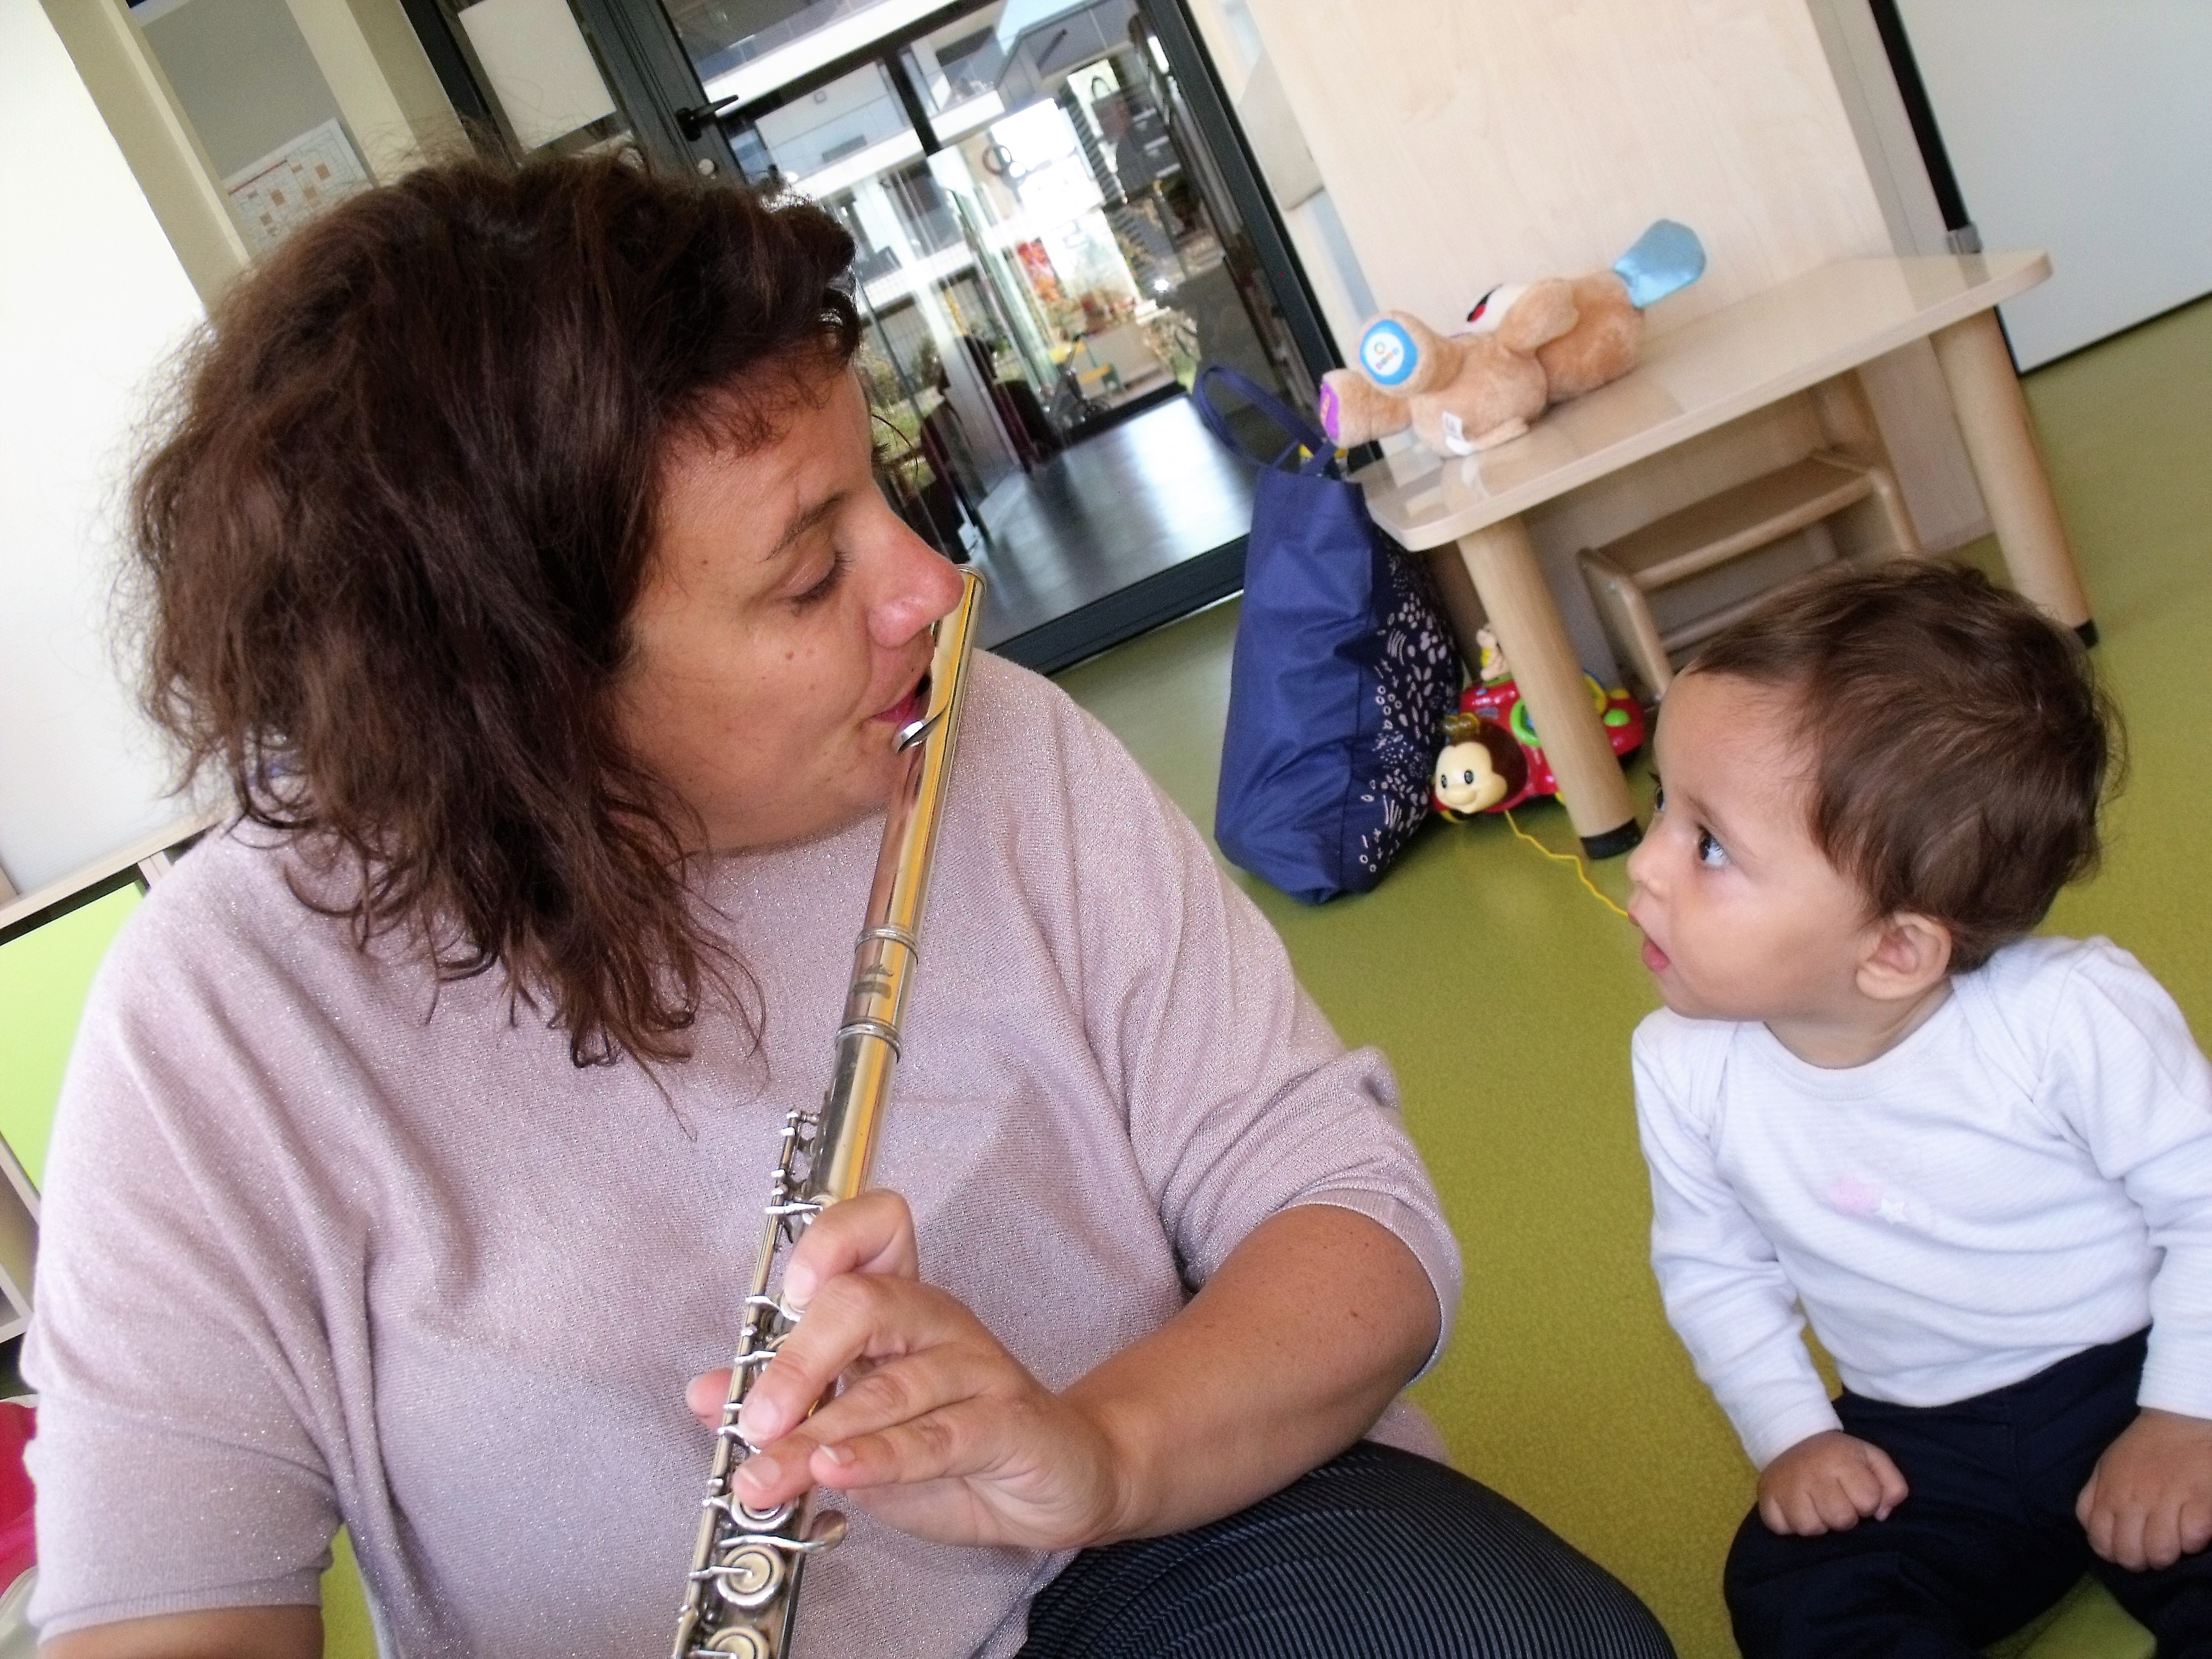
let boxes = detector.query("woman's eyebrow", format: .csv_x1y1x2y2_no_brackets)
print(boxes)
764,492,843,561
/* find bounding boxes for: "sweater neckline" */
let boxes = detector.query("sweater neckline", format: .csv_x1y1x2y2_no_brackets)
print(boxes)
1741,986,1964,1096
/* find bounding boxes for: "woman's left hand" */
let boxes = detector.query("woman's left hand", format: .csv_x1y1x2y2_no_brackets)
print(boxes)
686,1189,1128,1551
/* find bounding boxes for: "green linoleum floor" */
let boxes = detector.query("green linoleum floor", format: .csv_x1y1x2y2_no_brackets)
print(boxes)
1057,295,2212,1659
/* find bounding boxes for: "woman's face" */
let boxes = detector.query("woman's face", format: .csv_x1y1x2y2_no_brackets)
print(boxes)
617,368,965,853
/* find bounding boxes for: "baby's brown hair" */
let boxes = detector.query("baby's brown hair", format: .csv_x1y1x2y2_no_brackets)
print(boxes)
1684,560,2120,971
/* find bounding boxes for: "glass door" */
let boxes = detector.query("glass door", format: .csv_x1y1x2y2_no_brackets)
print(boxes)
423,0,1330,669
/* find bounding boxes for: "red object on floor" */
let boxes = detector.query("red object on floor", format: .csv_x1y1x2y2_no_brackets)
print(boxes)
0,1403,34,1590
1459,674,1646,811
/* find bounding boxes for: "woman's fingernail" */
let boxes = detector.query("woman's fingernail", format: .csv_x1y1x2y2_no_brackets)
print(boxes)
783,1267,815,1307
737,1452,781,1491
741,1401,782,1444
822,1443,856,1467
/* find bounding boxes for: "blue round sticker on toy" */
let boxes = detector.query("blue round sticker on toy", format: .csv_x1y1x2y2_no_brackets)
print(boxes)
1359,319,1418,387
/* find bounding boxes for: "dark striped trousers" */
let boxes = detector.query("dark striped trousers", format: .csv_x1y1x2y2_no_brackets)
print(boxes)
1019,1441,1674,1657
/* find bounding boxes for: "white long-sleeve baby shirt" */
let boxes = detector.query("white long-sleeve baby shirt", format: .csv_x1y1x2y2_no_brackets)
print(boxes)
1635,936,2212,1469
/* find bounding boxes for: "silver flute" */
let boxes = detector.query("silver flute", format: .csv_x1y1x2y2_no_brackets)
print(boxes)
671,568,986,1659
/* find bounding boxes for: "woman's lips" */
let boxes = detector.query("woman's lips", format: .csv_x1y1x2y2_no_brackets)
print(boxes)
874,680,926,729
1641,936,1671,973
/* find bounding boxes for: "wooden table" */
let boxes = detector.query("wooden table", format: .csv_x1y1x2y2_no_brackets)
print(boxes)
1356,251,2091,857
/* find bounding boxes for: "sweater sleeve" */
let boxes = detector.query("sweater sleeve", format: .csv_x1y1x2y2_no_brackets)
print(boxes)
2037,942,2212,1419
24,906,341,1638
1635,1014,1840,1467
1038,683,1463,1372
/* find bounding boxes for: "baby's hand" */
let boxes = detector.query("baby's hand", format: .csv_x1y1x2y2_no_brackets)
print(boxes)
2077,1408,2212,1570
1757,1430,1909,1536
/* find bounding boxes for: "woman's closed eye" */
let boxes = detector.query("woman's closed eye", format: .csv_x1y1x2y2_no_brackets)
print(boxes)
791,549,848,609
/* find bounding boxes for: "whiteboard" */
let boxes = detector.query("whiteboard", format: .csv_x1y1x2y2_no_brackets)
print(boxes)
1,4,207,894
1895,0,2212,368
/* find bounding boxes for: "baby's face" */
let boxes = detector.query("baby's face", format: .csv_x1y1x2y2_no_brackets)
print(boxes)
1626,671,1877,1025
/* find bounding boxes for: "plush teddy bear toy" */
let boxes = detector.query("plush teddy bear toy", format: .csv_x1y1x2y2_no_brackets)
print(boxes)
1318,283,1579,455
1318,220,1706,458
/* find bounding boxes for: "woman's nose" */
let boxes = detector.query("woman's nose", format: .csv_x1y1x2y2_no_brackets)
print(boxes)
870,526,964,648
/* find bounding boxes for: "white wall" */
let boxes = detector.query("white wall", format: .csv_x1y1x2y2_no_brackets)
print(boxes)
1242,0,1897,341
1896,0,2212,369
1,0,207,894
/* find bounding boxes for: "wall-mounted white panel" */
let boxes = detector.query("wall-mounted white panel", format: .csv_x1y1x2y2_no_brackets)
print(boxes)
1,3,204,893
1896,0,2212,369
455,0,617,152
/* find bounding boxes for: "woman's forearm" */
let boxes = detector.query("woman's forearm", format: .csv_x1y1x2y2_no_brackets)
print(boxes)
1067,1203,1441,1544
41,1606,321,1659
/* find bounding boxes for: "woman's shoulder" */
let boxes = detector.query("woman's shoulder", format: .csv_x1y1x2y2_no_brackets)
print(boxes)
966,651,1113,753
961,652,1168,814
949,651,1221,912
84,820,427,1055
106,820,347,972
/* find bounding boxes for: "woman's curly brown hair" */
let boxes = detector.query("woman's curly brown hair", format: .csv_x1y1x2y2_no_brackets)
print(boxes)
133,150,860,1067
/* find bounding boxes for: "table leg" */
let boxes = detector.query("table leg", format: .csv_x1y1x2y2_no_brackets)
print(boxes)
1929,309,2096,641
1453,518,1641,857
1425,535,1491,669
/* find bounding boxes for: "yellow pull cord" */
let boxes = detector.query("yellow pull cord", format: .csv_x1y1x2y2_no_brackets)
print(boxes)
1502,810,1633,921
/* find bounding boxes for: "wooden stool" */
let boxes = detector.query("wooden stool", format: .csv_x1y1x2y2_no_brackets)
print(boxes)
1579,450,1921,700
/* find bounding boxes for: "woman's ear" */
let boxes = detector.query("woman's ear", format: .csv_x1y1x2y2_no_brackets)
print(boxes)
1857,911,1953,1004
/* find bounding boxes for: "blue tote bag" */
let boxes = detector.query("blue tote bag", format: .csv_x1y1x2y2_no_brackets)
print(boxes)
1193,365,1460,902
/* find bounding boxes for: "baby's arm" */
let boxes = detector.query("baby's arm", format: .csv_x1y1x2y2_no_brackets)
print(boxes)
1634,1021,1883,1531
2050,946,2212,1569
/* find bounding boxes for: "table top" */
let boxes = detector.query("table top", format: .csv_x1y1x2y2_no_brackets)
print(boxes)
1356,250,2049,551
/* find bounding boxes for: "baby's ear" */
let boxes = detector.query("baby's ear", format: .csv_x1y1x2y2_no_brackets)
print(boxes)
1858,911,1953,1002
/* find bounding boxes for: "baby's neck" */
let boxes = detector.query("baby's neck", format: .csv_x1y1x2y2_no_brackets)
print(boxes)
1765,977,1954,1070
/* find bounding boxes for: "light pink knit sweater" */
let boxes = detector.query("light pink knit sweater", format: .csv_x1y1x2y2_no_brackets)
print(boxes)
25,654,1458,1657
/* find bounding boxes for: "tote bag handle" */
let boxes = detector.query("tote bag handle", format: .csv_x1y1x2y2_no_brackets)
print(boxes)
1191,363,1338,477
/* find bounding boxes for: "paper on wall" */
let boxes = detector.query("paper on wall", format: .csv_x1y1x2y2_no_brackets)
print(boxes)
222,118,370,257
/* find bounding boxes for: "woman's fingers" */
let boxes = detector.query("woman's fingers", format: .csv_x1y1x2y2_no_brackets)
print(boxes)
739,1272,971,1449
783,1189,920,1307
689,1368,735,1426
684,1191,922,1433
796,1343,1004,1453
811,1397,1016,1493
734,1343,1009,1506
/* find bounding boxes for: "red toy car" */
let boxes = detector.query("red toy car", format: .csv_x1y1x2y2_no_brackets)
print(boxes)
1446,671,1645,815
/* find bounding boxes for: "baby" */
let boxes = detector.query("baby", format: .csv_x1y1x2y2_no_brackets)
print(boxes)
1627,560,2212,1655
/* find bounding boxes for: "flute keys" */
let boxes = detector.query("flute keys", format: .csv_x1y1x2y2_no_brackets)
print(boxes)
713,1542,785,1610
705,1625,775,1658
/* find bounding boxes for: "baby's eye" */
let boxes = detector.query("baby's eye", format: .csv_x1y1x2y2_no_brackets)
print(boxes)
1652,784,1666,814
1696,828,1729,869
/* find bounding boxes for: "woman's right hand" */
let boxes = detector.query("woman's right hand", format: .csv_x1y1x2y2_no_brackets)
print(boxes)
685,1190,1131,1552
1757,1430,1909,1535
